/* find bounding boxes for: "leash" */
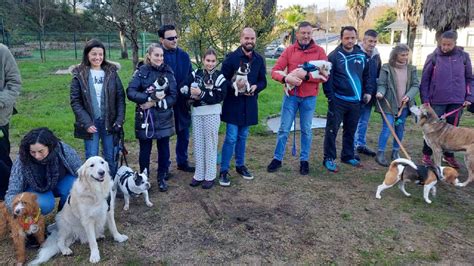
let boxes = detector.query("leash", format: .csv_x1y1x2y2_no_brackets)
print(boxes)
291,87,298,157
376,99,411,160
439,105,464,126
144,109,155,139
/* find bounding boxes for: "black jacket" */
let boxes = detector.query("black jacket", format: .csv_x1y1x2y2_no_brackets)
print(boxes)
70,63,126,139
127,63,177,139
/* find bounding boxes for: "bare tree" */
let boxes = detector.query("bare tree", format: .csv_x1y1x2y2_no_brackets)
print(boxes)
346,0,371,32
423,0,471,42
397,0,422,51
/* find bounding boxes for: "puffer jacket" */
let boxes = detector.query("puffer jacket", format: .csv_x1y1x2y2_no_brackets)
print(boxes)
376,63,419,115
127,63,177,139
0,44,21,127
70,63,126,139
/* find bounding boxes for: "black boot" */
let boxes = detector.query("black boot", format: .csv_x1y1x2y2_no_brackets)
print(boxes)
391,150,400,160
158,172,168,192
375,151,389,167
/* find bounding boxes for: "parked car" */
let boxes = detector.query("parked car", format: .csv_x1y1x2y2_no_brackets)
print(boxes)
265,46,285,58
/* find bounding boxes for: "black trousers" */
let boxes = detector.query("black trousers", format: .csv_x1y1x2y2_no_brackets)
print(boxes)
0,124,12,200
323,98,361,162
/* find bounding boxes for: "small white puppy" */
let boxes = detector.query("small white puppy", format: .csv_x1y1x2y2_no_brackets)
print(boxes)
114,166,152,211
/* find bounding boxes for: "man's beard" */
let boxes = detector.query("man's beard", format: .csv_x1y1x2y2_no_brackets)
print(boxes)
242,43,254,52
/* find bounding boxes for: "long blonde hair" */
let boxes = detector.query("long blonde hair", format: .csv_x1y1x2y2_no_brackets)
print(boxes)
144,43,163,65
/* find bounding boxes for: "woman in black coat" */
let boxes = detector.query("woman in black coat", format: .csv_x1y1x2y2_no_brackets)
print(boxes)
127,43,177,192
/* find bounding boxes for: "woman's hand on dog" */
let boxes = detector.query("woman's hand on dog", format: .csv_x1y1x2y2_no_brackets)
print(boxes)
87,126,97,133
140,101,156,110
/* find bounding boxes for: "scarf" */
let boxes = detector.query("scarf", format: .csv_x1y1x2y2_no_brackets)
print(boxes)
23,145,61,193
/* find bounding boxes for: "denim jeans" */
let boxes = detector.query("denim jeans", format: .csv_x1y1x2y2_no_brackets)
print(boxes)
84,118,116,176
220,123,249,172
176,127,190,165
274,95,316,161
139,136,171,176
354,103,373,147
27,174,76,215
377,107,409,152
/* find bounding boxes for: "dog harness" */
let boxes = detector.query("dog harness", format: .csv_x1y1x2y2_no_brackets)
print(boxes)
19,207,41,233
119,170,141,197
403,165,440,185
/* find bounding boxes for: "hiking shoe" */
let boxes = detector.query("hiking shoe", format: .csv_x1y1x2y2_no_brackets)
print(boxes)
267,159,282,173
342,158,361,167
375,151,389,167
177,163,195,173
202,180,214,189
189,178,202,187
356,145,376,157
162,172,173,181
236,165,254,180
299,161,309,175
158,172,169,192
354,151,361,161
219,171,231,187
391,150,400,160
422,155,434,166
443,156,461,169
323,159,339,172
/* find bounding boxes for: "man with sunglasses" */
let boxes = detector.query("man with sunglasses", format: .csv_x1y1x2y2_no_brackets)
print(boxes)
159,24,195,174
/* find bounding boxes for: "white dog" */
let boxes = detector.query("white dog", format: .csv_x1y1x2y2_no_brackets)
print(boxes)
152,76,169,109
30,156,128,265
275,60,332,96
232,62,251,96
113,166,152,211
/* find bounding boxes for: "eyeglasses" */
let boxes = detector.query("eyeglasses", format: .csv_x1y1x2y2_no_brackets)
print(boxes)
165,36,178,41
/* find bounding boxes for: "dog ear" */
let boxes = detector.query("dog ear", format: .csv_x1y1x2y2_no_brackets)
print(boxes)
77,163,86,180
142,168,148,176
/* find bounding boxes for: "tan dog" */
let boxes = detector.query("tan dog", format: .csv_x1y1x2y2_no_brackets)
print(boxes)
376,158,459,204
417,104,474,187
0,192,45,265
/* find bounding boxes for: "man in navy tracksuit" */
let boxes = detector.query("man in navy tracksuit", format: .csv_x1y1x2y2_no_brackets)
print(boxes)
322,26,373,172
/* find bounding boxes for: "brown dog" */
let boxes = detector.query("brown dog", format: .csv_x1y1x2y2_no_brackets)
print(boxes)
417,104,474,187
0,192,45,264
375,158,460,203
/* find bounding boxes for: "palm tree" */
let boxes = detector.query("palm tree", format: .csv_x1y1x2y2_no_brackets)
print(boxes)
397,0,422,51
278,5,306,44
423,0,471,42
346,0,371,33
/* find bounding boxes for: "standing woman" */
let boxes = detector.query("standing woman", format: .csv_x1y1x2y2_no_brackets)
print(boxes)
374,44,419,166
127,43,177,192
70,39,126,177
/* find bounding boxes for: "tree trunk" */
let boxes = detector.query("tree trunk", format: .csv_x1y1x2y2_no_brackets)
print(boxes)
119,29,128,59
407,25,417,52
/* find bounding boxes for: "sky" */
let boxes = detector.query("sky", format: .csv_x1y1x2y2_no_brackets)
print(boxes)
276,0,396,11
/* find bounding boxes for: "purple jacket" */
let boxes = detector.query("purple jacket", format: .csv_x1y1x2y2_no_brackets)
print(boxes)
420,46,474,104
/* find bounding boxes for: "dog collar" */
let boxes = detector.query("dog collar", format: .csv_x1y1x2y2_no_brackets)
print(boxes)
20,207,41,231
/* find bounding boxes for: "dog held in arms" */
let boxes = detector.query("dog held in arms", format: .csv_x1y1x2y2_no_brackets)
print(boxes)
0,192,45,264
30,156,128,264
113,165,152,211
150,75,169,109
232,61,251,96
275,60,332,96
375,158,459,204
413,104,474,187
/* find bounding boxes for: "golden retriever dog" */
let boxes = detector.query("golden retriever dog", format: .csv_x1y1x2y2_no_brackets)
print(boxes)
0,192,45,264
416,104,474,187
30,156,128,264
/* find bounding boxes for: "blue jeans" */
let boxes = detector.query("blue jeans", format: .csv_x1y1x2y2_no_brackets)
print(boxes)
377,107,409,152
220,123,249,172
26,174,76,215
176,128,190,166
355,103,373,147
84,119,116,176
274,95,316,161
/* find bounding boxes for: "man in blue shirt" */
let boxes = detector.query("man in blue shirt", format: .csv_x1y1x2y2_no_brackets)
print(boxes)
322,26,373,172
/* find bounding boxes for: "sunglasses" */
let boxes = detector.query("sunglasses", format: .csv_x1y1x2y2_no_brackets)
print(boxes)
165,36,178,41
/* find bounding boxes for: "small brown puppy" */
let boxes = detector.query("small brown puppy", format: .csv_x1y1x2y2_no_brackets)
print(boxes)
375,158,459,204
0,192,45,265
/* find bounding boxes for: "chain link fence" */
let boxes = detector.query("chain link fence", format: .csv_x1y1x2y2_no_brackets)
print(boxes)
1,31,159,61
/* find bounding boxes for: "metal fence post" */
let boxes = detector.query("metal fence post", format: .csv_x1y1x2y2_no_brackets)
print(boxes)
141,31,145,58
107,32,111,59
74,32,77,60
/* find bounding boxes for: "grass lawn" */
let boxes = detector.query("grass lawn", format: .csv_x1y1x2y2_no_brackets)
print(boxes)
1,58,473,264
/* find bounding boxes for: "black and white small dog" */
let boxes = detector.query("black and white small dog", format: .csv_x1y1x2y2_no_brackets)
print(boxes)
151,76,169,109
232,62,251,96
114,166,153,211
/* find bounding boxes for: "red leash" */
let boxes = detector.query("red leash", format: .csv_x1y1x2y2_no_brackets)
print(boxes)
439,105,465,126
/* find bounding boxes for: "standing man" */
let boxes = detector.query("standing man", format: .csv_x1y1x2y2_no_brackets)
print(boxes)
218,27,267,186
354,29,381,159
159,24,195,173
0,43,21,200
420,30,473,168
322,26,373,172
267,21,328,175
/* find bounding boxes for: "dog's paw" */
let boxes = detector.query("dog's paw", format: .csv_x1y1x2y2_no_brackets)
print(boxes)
146,201,153,207
114,234,128,243
61,247,73,256
456,182,467,187
424,199,432,204
89,250,100,263
375,194,381,199
123,205,129,211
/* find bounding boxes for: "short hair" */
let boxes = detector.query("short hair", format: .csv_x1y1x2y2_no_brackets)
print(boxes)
144,43,163,65
19,127,60,164
203,48,217,59
441,30,458,41
340,26,357,38
298,21,313,30
389,44,410,67
158,24,176,38
364,29,378,38
81,39,107,67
